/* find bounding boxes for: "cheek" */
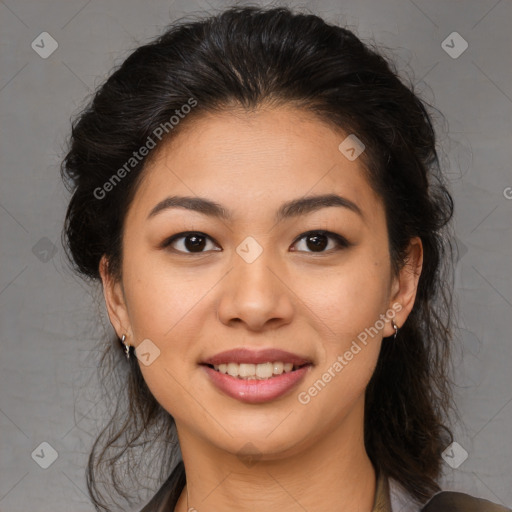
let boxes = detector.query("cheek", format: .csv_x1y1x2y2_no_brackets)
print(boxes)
122,253,209,340
299,252,391,348
294,258,388,421
122,265,212,419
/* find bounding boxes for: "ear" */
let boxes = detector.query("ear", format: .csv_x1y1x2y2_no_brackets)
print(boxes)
383,236,423,337
99,255,132,340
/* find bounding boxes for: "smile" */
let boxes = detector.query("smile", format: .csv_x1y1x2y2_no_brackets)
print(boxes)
202,364,312,403
209,361,309,380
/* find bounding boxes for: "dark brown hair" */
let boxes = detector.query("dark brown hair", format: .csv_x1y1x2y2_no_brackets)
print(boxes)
61,5,456,510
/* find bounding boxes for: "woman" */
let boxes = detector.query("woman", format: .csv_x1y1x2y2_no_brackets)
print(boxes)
61,6,510,512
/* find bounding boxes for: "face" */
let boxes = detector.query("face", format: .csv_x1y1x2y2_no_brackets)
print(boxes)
101,105,422,462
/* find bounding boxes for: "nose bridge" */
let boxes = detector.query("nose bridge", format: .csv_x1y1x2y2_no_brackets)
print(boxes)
237,253,275,296
233,233,276,285
216,239,293,329
233,241,279,303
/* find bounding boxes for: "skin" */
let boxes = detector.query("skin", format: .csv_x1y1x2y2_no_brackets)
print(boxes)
100,105,423,512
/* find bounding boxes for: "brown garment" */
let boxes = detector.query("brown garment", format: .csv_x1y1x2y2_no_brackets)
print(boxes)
421,491,511,512
140,461,511,512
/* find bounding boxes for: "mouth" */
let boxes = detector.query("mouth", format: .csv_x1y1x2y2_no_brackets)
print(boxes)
201,347,313,377
200,348,313,403
203,361,311,380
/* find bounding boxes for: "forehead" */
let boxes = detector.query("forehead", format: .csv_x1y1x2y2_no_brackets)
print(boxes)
127,106,383,224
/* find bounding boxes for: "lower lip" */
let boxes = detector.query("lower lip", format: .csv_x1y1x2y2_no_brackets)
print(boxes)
201,365,311,404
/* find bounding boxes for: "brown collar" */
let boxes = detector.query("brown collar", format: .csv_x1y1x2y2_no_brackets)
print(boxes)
372,468,392,512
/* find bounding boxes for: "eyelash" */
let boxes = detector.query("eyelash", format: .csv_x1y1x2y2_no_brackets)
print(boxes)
160,230,351,255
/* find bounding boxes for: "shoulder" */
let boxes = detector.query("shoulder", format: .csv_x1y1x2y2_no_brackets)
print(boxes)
388,475,510,512
420,491,512,512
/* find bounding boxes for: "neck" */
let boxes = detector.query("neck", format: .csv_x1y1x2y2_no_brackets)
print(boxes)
174,399,377,512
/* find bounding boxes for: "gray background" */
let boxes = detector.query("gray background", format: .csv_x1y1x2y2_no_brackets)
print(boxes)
1,0,511,510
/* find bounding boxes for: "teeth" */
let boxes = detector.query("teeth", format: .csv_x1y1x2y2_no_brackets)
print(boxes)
213,361,300,379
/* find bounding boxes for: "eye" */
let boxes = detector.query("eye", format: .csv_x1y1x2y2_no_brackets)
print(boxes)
161,230,350,255
291,230,350,253
161,231,221,254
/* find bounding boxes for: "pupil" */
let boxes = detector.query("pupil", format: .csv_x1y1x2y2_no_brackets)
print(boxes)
307,234,327,252
185,235,206,252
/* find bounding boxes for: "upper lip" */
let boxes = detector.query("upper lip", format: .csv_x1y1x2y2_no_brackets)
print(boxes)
201,348,312,366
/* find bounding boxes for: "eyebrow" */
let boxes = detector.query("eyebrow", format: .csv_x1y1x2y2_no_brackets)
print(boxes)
147,193,364,223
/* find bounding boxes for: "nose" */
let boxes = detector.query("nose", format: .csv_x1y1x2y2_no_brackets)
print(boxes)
216,250,295,332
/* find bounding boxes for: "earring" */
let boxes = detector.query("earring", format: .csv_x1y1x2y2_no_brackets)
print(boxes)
121,334,130,360
391,319,399,339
